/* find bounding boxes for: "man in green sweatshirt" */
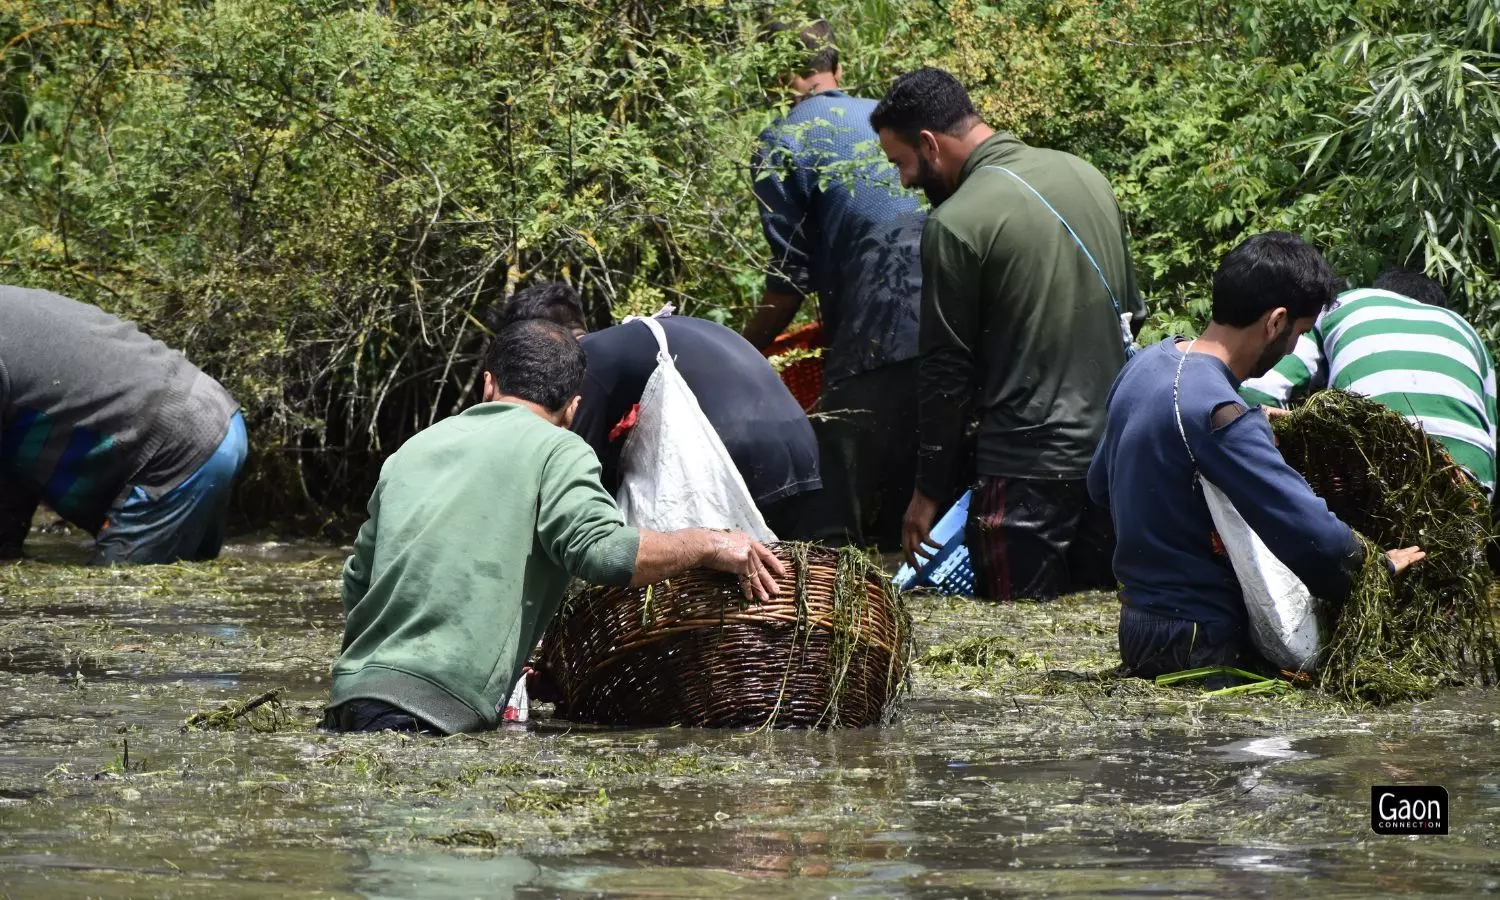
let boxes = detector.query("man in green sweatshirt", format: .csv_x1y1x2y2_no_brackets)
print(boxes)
324,319,786,735
871,68,1145,601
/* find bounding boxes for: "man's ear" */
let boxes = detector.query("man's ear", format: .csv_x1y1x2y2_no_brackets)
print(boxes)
561,395,581,428
832,62,844,85
918,129,940,163
481,371,498,403
1266,306,1289,337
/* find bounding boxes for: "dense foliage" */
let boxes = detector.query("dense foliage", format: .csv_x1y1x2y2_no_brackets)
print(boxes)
2,0,1496,524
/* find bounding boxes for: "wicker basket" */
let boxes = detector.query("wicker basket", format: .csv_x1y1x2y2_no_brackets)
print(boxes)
540,543,910,729
1269,390,1497,702
763,322,825,413
1272,392,1490,589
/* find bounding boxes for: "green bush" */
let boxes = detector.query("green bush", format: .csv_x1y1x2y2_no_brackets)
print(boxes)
1,0,1495,525
0,0,790,524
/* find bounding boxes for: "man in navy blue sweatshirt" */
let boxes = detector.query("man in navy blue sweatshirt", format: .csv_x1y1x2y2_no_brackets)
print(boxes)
1086,232,1424,676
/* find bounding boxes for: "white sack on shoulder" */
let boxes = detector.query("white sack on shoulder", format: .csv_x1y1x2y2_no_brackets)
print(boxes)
614,316,776,543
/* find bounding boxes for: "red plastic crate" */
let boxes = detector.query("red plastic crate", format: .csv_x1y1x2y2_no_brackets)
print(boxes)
763,322,825,412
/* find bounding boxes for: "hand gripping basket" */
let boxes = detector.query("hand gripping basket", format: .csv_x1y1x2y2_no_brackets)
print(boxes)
763,322,825,413
540,543,911,728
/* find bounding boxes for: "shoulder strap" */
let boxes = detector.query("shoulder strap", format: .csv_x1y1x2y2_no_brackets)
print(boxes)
1172,339,1198,467
624,315,672,359
979,164,1121,315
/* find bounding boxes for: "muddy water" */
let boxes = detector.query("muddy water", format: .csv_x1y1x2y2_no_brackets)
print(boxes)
2,536,1499,898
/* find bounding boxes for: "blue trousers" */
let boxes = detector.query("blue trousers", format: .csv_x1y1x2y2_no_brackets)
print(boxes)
93,412,248,565
1117,604,1270,684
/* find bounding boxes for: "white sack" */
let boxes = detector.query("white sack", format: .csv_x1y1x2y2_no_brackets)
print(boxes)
1172,341,1323,674
1197,473,1323,673
614,316,776,543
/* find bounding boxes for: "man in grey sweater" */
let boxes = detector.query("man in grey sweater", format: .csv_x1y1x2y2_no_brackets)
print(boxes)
0,286,246,564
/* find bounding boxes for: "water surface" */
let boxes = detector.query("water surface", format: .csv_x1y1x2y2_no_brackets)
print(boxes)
2,535,1497,898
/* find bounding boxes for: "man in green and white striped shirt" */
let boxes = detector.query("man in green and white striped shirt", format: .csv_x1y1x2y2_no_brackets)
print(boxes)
1240,269,1498,496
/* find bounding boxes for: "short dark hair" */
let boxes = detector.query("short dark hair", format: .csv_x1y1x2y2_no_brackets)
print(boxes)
1211,232,1340,327
482,319,586,413
869,67,980,144
1374,266,1447,309
498,281,587,334
759,19,838,74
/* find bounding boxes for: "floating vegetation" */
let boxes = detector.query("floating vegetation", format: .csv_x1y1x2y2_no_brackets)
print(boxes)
7,552,1500,896
543,543,911,729
430,828,500,849
919,636,1022,670
1273,391,1500,703
183,688,287,732
1155,665,1294,698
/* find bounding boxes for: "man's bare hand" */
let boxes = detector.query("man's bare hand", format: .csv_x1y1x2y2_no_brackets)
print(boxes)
704,532,787,602
1385,545,1425,576
901,489,941,570
1261,405,1292,420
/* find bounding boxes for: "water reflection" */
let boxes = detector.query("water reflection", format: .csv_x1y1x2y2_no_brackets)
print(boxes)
3,544,1499,898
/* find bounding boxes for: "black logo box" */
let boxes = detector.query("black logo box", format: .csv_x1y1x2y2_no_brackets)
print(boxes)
1371,785,1449,836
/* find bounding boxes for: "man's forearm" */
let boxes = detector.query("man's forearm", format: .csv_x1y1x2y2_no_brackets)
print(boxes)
631,527,786,601
630,528,718,587
743,290,803,351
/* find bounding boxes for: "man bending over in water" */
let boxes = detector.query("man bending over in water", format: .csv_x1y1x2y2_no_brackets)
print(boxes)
324,319,784,735
1086,233,1422,677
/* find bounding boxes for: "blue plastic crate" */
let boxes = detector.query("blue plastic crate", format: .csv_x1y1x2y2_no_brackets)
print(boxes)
892,490,977,596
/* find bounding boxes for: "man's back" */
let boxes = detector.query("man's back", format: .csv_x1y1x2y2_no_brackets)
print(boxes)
925,133,1142,478
1241,288,1498,494
333,402,639,734
0,287,236,531
753,91,926,382
572,316,819,507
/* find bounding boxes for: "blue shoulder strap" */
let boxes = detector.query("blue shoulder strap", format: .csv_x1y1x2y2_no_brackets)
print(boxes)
980,164,1134,357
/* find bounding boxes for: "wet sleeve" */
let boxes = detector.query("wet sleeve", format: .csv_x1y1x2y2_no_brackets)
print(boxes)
1240,331,1326,408
536,438,641,586
1197,407,1363,601
341,489,379,615
751,136,814,297
915,219,983,500
1087,369,1128,510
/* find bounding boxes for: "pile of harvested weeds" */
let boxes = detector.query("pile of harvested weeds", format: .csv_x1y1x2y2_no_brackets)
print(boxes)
1273,390,1499,702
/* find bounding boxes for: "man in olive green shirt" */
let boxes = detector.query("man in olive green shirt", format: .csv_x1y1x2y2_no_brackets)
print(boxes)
324,319,784,735
871,67,1144,601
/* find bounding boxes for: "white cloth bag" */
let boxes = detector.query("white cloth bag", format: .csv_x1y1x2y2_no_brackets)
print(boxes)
613,315,777,543
1172,342,1323,673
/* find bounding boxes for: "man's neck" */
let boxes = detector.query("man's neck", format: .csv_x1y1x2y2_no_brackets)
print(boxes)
495,394,564,426
1184,323,1258,381
943,120,998,177
792,72,839,103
